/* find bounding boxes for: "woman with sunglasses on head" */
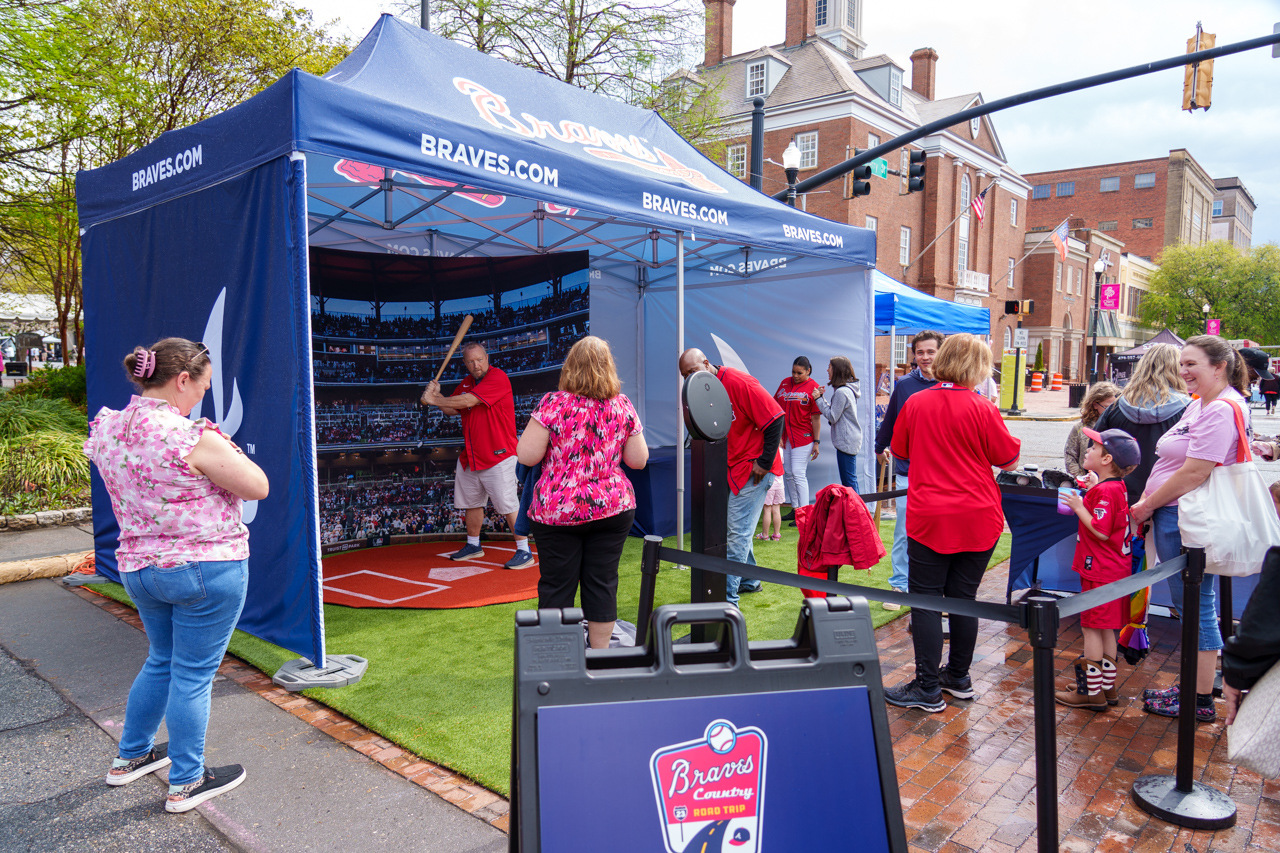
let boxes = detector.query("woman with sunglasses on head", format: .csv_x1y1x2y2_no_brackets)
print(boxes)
84,338,268,812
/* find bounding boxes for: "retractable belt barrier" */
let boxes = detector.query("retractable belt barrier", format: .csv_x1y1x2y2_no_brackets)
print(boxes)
630,537,1226,849
510,599,909,852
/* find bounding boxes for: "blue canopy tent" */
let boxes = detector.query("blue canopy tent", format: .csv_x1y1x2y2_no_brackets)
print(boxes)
873,270,990,336
76,16,877,668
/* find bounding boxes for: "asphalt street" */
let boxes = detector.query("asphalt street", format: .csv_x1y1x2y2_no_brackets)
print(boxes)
1004,406,1280,482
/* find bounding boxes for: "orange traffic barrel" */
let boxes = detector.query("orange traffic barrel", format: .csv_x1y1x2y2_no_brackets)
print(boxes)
1051,373,1063,391
1030,372,1043,391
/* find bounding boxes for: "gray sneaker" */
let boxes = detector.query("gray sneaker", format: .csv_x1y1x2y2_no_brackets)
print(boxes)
884,679,946,713
939,671,975,700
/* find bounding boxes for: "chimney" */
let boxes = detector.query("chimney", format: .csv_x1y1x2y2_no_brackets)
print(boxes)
785,0,814,48
910,48,938,100
703,0,736,67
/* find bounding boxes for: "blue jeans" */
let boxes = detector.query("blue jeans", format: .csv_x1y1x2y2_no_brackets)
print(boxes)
725,473,777,606
890,472,910,592
120,560,249,785
1151,505,1222,651
835,450,859,494
514,462,541,538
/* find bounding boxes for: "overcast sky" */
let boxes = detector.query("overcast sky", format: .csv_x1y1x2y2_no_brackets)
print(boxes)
299,0,1280,246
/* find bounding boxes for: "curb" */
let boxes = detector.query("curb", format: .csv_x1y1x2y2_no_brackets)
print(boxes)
0,507,92,532
1002,414,1079,422
0,550,93,585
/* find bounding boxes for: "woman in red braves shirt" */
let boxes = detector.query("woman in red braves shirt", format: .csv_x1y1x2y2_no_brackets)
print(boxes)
775,356,821,517
886,334,1021,713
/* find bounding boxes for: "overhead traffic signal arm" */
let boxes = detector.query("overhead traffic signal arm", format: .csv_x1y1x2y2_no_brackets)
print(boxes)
771,29,1280,202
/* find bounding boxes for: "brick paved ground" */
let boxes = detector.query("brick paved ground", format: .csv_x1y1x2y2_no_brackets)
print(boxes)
72,568,1276,852
878,562,1276,853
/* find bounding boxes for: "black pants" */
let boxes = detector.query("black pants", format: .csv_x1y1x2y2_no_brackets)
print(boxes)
907,537,994,692
529,509,635,622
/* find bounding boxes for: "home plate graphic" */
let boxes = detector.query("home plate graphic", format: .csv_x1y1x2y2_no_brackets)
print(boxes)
322,542,539,609
651,720,767,853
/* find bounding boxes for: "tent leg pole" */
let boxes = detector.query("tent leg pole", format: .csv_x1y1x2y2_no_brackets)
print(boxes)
676,232,685,551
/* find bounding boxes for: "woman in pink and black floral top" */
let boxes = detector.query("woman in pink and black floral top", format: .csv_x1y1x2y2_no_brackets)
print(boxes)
84,338,268,813
517,336,648,648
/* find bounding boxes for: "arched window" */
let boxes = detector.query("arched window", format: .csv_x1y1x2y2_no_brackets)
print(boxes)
960,174,971,209
956,174,972,274
1003,327,1012,349
1063,313,1072,330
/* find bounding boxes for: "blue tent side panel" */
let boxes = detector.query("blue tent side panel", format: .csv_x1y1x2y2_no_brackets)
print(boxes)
873,270,989,336
81,157,324,665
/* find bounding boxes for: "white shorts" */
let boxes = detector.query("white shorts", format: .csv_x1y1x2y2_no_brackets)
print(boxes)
454,455,519,515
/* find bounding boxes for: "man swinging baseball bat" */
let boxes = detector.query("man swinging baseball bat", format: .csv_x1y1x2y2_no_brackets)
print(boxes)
420,324,533,569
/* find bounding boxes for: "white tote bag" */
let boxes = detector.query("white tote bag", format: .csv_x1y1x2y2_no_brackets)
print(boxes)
1179,399,1280,577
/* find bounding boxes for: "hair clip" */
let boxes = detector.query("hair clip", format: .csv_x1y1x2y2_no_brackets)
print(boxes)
133,347,156,379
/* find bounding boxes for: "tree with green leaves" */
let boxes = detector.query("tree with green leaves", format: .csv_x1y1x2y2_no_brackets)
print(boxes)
0,0,349,364
1140,241,1280,343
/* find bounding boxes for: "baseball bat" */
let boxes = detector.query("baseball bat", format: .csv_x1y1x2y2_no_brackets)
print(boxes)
431,314,474,384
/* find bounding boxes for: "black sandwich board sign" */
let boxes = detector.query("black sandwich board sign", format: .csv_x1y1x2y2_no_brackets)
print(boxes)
510,599,906,852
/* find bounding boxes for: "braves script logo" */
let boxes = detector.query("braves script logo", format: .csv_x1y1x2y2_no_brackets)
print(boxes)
332,159,579,215
190,288,257,524
453,78,727,195
651,720,767,853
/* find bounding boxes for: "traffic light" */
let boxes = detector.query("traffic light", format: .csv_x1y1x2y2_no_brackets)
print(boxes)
1005,300,1020,316
1182,29,1215,111
907,150,926,193
1020,299,1035,316
850,162,872,197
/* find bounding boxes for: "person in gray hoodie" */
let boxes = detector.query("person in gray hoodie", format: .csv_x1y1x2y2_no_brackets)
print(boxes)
812,355,863,493
1093,343,1190,504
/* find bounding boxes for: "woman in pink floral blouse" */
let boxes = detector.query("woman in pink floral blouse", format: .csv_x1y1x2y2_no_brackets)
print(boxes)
84,338,268,813
517,336,648,648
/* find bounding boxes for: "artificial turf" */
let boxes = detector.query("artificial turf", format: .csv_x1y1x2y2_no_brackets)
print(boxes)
90,516,1011,795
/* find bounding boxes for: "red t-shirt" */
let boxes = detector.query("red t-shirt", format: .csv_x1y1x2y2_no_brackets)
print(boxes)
718,366,785,495
1073,477,1131,583
774,376,820,448
890,383,1021,553
453,366,517,471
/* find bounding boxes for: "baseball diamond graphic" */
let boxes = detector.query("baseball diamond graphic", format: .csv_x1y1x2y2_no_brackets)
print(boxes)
321,541,539,609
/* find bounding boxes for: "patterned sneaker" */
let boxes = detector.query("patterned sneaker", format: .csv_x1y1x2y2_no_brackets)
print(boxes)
106,744,170,786
503,549,535,569
1143,694,1216,723
939,671,976,700
884,679,946,713
755,533,768,540
448,543,485,561
1142,684,1179,702
165,764,247,813
770,534,782,541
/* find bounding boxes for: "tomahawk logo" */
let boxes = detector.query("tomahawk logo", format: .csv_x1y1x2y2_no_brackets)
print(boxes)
190,288,257,524
650,720,767,853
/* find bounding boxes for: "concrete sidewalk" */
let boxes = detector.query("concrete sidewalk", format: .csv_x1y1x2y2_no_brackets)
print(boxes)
0,578,506,853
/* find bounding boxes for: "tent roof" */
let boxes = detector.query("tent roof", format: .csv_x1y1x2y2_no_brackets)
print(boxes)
76,16,873,270
872,270,989,336
1112,327,1185,362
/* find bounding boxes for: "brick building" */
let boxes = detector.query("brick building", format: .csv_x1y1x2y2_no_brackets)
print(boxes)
688,0,1031,373
1024,150,1217,262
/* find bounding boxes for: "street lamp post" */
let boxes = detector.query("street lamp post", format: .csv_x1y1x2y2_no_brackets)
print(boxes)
1090,259,1105,384
782,140,801,207
1203,302,1211,335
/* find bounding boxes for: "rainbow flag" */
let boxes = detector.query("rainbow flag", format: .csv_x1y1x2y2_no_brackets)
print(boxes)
1118,531,1150,664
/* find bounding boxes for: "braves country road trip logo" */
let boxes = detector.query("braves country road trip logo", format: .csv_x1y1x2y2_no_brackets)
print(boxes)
651,720,767,853
452,78,727,195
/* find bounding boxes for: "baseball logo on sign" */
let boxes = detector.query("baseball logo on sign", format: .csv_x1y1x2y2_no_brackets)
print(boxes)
707,722,736,754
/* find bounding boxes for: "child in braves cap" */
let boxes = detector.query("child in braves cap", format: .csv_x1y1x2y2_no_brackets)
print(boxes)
1055,426,1140,712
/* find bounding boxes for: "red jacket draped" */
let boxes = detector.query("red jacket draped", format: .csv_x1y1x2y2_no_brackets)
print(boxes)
794,484,885,598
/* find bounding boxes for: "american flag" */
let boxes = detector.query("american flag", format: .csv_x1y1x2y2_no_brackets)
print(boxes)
1050,219,1069,261
971,186,988,222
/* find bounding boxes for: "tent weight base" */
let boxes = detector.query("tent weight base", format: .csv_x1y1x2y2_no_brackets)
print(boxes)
1131,774,1236,830
273,654,368,691
61,573,110,587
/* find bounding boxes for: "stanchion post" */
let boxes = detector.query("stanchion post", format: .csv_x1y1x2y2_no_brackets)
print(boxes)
1131,547,1236,829
1218,575,1233,641
636,535,663,644
1025,595,1060,853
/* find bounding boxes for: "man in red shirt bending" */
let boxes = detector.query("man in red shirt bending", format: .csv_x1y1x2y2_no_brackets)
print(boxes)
422,342,532,568
679,348,784,606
